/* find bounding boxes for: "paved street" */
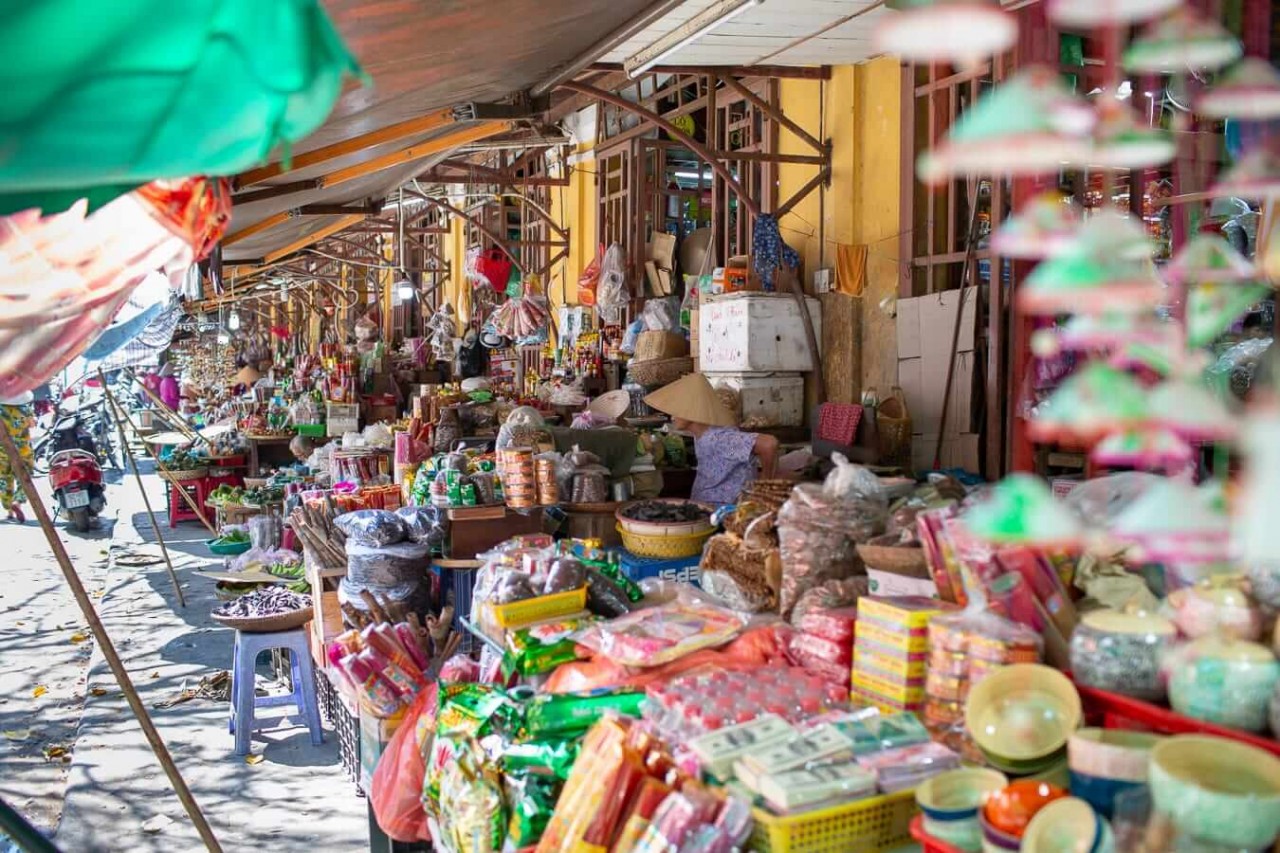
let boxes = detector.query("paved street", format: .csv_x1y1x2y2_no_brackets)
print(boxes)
1,460,367,852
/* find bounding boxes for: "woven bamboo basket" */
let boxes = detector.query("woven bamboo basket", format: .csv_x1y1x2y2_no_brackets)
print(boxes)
161,467,208,482
627,356,693,388
211,608,312,633
856,543,929,575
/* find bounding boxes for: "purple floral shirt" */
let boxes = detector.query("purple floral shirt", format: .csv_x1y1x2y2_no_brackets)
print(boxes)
691,427,758,504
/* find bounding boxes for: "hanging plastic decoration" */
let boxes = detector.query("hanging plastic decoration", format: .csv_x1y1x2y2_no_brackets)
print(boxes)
990,191,1080,259
1208,147,1280,199
962,473,1084,549
917,66,1094,185
0,176,230,399
0,0,361,216
1030,313,1176,358
1027,363,1151,444
1148,377,1238,442
1110,479,1231,566
1091,428,1195,472
1123,8,1242,74
1087,104,1176,170
1237,404,1280,607
1187,280,1271,347
1018,252,1163,316
1164,233,1257,285
1196,58,1280,120
1048,0,1182,28
874,0,1017,67
1074,210,1159,261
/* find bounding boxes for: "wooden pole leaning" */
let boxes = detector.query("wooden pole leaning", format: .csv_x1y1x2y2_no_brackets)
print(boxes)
0,423,223,853
113,404,217,536
98,371,186,607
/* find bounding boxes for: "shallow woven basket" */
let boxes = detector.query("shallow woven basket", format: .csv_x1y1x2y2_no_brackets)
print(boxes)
855,543,928,575
211,608,312,633
243,477,270,489
161,467,208,482
628,356,693,388
617,524,713,559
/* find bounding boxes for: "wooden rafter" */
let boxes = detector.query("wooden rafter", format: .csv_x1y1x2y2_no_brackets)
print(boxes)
263,214,366,264
223,212,292,247
318,121,514,189
406,191,526,274
719,74,826,154
237,108,456,187
587,63,831,80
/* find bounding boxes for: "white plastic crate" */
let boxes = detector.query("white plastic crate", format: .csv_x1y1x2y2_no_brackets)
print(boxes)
706,372,805,428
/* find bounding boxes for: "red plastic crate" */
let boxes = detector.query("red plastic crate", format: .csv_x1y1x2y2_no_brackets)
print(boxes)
909,816,965,853
1074,680,1280,758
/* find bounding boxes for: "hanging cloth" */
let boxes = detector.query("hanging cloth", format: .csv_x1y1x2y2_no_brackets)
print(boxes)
0,0,361,215
751,215,801,291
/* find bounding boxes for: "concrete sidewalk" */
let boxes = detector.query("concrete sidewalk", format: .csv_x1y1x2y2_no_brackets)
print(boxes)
56,465,367,852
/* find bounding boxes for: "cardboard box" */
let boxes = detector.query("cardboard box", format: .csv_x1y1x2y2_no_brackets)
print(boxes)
897,291,979,472
867,567,939,599
646,233,677,296
359,707,405,790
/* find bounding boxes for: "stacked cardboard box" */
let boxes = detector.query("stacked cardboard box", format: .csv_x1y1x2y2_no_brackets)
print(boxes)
851,596,955,714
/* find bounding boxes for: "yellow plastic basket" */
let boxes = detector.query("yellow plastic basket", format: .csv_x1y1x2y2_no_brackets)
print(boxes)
488,586,588,629
748,789,917,853
616,524,714,559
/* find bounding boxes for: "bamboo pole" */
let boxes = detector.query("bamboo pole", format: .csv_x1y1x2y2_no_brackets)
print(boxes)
0,423,223,852
112,404,217,536
99,371,186,607
129,372,202,444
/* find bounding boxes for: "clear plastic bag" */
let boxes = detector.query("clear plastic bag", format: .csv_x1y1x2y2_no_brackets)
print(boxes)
335,509,408,547
248,513,281,550
698,570,774,613
823,452,887,506
640,296,681,332
572,600,746,667
345,541,432,586
395,505,447,546
776,484,886,618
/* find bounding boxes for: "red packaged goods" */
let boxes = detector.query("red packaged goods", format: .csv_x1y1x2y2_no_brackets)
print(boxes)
792,652,849,688
797,605,858,643
789,632,852,667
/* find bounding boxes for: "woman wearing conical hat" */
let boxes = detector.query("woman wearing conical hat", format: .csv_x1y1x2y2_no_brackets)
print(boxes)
644,373,778,505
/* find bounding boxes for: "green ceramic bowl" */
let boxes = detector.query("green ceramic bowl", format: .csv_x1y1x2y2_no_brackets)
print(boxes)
1149,735,1280,849
966,664,1082,763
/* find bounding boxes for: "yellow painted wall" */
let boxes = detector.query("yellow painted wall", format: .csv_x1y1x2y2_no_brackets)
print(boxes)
777,58,902,400
547,146,598,313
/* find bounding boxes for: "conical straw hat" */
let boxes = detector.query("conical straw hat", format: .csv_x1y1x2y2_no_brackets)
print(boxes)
643,373,736,427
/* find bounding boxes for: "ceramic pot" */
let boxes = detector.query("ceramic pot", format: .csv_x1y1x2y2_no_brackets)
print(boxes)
1149,735,1280,850
1070,610,1176,701
1166,635,1280,732
1166,584,1262,641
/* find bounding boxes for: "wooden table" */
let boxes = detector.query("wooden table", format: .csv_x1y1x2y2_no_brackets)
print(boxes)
245,436,294,477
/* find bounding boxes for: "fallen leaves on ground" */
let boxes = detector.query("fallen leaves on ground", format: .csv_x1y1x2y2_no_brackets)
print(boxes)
42,744,69,762
89,687,110,697
68,632,89,644
245,754,264,765
3,729,31,741
31,685,48,698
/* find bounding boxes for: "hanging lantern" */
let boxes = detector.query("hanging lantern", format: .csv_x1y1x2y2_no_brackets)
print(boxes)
990,191,1080,259
1091,427,1195,472
1028,363,1151,444
962,473,1085,549
1048,0,1181,28
1087,105,1176,170
918,65,1094,185
1123,8,1241,74
1148,378,1238,441
1019,253,1163,316
1197,59,1280,120
875,0,1017,66
1111,478,1230,566
1208,146,1280,199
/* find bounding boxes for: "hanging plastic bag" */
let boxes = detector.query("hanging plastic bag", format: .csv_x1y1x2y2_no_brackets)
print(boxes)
596,243,629,323
369,683,438,843
578,244,603,306
474,247,512,293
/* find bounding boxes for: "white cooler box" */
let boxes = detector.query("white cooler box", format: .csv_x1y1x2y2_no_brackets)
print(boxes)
699,293,821,372
706,372,805,428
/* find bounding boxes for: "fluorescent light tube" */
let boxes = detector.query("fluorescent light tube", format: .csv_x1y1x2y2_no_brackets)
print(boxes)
625,0,764,77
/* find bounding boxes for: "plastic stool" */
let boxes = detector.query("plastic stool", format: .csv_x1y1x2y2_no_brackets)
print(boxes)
167,479,206,528
229,628,324,756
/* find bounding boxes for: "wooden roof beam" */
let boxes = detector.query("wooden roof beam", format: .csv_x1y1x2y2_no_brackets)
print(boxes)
317,121,514,189
236,108,456,188
587,62,831,80
263,214,367,264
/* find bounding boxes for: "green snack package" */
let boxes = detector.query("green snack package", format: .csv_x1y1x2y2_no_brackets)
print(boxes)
592,559,643,602
426,684,513,812
505,772,561,848
502,738,580,780
500,617,592,680
522,691,646,739
438,736,506,853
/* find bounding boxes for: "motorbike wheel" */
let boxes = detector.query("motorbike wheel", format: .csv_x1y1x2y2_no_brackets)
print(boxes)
69,507,91,533
31,440,51,476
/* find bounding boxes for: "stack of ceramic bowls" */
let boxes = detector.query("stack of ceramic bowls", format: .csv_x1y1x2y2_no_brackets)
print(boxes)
965,664,1082,784
979,779,1068,852
1067,728,1161,818
1069,610,1176,702
1165,634,1280,732
915,768,1008,852
1021,797,1115,853
1149,735,1280,850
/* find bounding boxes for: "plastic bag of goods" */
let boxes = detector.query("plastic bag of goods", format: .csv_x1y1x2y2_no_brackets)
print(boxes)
345,541,432,587
776,484,885,618
335,509,408,547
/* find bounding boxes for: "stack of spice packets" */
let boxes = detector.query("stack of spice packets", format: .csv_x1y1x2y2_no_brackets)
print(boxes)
789,605,858,690
851,597,956,713
923,610,1043,756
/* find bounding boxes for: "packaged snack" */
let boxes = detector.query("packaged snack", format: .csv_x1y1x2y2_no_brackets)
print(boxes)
502,739,580,781
437,736,506,852
522,691,646,738
585,568,633,618
573,601,745,668
501,617,593,679
797,605,858,643
777,483,886,617
790,651,849,688
505,772,561,849
789,632,852,666
543,557,587,594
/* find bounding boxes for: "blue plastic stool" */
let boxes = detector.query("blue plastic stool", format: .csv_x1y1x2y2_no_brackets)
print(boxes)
229,628,324,756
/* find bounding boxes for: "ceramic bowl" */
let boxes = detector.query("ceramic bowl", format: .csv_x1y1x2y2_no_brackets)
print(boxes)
966,664,1082,763
1067,728,1161,783
978,810,1023,853
1166,584,1262,641
1021,796,1111,853
1069,609,1176,702
917,768,1009,852
1271,680,1280,737
981,745,1067,777
1068,769,1144,819
983,779,1068,837
1149,735,1280,850
1166,635,1280,732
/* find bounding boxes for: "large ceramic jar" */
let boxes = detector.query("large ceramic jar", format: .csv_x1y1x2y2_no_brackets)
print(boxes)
1166,635,1280,732
1070,610,1176,702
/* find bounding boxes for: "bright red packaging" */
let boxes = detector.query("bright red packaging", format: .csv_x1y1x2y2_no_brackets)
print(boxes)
790,632,852,666
797,605,858,643
791,650,849,687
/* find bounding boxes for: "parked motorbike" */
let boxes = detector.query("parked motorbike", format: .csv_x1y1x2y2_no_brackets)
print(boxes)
32,397,117,475
49,449,106,532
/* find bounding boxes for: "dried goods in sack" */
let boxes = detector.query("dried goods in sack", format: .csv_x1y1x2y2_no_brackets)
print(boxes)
776,483,885,618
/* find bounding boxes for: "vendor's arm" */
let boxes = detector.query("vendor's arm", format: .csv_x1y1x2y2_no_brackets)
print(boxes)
753,433,779,478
